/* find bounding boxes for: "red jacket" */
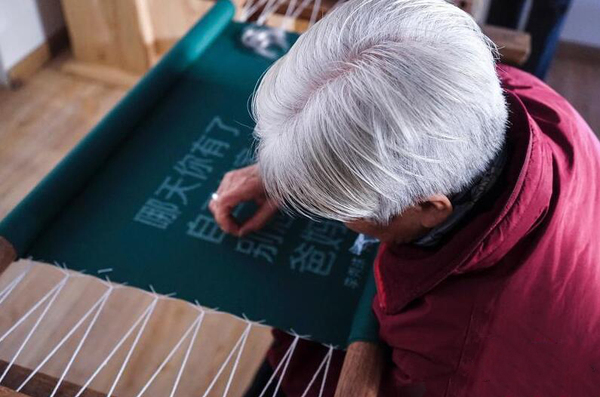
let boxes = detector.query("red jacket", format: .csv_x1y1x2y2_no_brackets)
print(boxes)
268,65,600,397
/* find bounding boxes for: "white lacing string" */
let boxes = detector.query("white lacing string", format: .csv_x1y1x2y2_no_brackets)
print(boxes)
0,273,69,383
168,309,206,397
222,321,252,397
300,345,334,397
278,0,316,30
133,311,206,397
318,345,333,397
308,0,322,26
73,296,159,397
258,334,300,397
16,285,114,392
242,0,271,22
283,0,299,18
289,0,315,22
279,0,298,30
48,283,115,397
272,335,299,397
106,294,161,397
201,321,253,397
0,265,32,307
0,274,69,344
257,0,289,25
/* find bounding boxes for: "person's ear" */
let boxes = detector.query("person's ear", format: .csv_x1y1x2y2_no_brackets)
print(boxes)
418,194,453,229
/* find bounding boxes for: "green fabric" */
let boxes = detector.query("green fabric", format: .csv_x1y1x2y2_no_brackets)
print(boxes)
0,1,380,348
347,270,381,345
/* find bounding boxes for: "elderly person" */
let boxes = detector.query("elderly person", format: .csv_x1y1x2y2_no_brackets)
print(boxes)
209,0,600,395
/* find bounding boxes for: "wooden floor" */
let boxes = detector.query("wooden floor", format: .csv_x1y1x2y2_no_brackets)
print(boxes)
0,49,599,396
546,55,600,136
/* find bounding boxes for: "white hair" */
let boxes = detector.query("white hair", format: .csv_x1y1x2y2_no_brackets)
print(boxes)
252,0,508,224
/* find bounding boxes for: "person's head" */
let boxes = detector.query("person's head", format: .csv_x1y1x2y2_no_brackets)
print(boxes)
252,0,508,244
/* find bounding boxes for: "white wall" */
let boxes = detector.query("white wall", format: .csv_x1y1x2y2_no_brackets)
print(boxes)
0,51,8,85
560,0,600,47
0,0,65,71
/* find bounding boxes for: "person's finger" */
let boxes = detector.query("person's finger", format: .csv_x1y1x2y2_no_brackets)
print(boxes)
210,199,240,235
239,202,278,236
218,183,264,209
216,172,233,195
214,209,240,235
208,198,218,217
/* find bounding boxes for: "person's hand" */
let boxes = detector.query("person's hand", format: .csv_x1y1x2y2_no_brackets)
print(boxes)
208,164,278,237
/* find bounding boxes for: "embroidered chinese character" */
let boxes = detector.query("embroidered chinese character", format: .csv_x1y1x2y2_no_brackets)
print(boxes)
191,135,230,158
187,214,226,244
155,177,202,205
134,199,181,229
268,214,294,235
236,239,278,263
251,230,284,246
347,259,365,279
344,277,360,289
290,243,335,276
174,155,212,180
301,222,347,250
205,116,240,137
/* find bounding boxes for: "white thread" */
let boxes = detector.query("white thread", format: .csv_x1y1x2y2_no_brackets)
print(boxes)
257,335,299,397
257,0,288,25
308,0,322,26
16,286,113,391
240,0,258,21
0,274,69,383
242,0,270,21
97,268,113,274
0,267,30,307
134,312,204,397
201,322,252,397
318,346,334,397
222,322,252,397
106,295,160,397
256,0,279,25
168,310,205,397
48,285,114,397
283,0,298,19
279,0,298,30
242,313,268,328
73,297,159,397
300,346,333,397
290,0,315,20
0,275,68,344
273,336,299,396
50,280,119,397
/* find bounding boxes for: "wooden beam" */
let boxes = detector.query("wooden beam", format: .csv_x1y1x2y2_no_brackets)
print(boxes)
0,386,30,397
482,24,531,65
0,361,109,397
334,341,384,397
0,237,16,276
